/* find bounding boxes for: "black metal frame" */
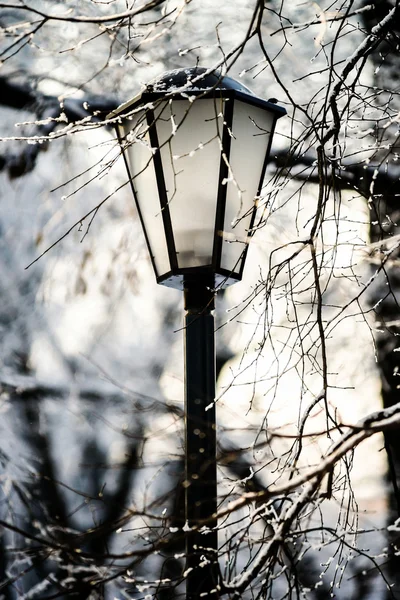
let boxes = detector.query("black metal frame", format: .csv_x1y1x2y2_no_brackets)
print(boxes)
146,108,179,273
114,86,285,290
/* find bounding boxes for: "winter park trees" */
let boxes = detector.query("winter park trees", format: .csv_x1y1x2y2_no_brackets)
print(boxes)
1,0,400,598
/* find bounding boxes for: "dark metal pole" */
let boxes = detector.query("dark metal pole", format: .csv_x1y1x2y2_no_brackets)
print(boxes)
184,276,219,599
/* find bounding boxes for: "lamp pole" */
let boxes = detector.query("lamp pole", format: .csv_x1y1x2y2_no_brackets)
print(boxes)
108,65,286,599
184,276,218,598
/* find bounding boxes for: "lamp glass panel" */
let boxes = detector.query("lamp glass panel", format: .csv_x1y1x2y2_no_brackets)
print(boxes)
221,101,275,272
121,115,171,277
155,98,223,269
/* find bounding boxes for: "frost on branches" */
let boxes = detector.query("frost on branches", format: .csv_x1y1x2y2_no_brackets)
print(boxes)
0,1,400,599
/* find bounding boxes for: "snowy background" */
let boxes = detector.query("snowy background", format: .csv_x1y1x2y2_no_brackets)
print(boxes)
0,1,393,598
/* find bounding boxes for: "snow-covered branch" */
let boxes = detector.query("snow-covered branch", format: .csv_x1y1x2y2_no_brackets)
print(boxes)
0,0,167,24
218,402,397,517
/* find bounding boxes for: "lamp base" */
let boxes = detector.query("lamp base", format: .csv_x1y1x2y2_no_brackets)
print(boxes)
184,275,215,313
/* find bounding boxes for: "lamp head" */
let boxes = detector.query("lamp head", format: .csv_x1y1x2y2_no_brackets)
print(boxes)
109,68,286,291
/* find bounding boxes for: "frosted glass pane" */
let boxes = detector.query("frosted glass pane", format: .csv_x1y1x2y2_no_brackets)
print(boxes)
155,99,222,268
221,102,274,273
120,113,170,277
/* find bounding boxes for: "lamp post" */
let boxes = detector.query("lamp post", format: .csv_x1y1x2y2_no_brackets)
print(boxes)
108,67,285,598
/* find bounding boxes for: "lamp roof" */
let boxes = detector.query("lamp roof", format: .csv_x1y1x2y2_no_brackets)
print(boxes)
107,67,286,119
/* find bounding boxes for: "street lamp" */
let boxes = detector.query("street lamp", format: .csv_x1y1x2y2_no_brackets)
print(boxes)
108,67,286,598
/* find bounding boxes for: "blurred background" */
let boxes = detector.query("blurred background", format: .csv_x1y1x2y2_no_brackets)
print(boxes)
0,1,399,598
